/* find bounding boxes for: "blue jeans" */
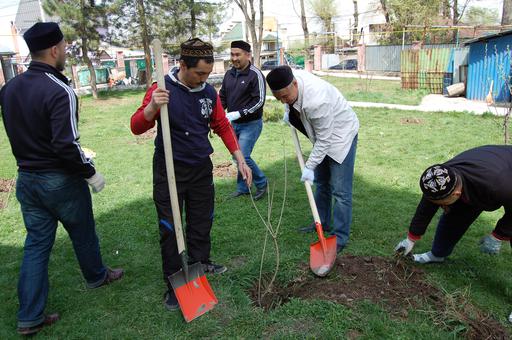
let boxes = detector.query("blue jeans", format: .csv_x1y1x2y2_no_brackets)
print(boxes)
15,171,107,328
232,119,267,193
314,135,358,248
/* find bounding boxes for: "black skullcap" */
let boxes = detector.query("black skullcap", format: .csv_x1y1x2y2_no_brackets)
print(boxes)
231,40,251,52
419,164,459,200
23,22,64,52
266,65,294,91
180,38,213,58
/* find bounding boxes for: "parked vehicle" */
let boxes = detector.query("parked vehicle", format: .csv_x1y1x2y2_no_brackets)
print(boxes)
261,59,278,70
328,59,358,70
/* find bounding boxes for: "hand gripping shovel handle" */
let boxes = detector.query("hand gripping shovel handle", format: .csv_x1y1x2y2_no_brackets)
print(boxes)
152,39,188,276
289,127,327,248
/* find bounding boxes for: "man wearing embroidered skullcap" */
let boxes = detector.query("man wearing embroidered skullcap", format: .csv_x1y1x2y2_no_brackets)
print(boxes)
395,145,512,263
220,40,267,200
130,38,252,311
266,66,359,254
0,22,123,335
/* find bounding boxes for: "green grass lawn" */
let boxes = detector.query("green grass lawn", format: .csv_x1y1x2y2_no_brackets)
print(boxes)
1,89,511,338
322,76,429,105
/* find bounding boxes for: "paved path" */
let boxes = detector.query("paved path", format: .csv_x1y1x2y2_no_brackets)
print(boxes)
267,94,510,116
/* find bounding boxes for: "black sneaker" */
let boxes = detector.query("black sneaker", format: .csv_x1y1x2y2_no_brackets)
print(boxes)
229,191,249,199
336,244,344,254
202,262,227,274
163,290,179,311
253,186,267,201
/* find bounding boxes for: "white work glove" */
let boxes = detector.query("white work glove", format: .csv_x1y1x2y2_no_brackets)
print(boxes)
300,167,315,184
479,234,502,254
226,111,241,122
394,237,415,256
283,109,290,125
86,172,105,193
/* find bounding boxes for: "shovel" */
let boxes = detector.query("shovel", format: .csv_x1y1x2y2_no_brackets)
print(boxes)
290,127,337,277
152,39,218,322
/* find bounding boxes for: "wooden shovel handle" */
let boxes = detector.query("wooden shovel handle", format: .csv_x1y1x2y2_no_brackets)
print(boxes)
152,39,186,253
290,127,322,224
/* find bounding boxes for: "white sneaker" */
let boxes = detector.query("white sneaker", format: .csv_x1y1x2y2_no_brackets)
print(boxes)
413,251,445,264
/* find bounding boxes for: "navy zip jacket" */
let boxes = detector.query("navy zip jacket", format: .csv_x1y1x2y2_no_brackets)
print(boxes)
0,61,95,178
219,62,265,123
409,145,512,240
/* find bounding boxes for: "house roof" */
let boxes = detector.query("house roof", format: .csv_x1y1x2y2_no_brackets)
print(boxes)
462,29,512,46
15,0,58,34
222,22,243,42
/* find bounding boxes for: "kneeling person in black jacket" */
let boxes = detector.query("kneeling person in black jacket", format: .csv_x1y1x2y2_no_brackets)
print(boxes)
395,145,512,263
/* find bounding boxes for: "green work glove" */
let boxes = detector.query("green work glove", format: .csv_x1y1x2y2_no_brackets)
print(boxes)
478,234,501,254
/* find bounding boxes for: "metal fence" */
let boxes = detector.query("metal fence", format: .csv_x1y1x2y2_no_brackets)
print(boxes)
401,48,452,93
365,44,455,72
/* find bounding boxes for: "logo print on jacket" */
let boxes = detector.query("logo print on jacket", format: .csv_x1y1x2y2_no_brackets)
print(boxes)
199,98,213,119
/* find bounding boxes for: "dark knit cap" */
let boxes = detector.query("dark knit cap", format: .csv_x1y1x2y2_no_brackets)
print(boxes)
266,65,294,91
23,22,64,52
231,40,251,52
180,38,213,58
419,164,459,200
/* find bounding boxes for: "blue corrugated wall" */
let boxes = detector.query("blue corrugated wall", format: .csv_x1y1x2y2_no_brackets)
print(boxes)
467,35,512,102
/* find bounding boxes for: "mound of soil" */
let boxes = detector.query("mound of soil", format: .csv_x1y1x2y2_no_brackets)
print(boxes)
250,254,509,339
134,127,156,143
213,162,237,178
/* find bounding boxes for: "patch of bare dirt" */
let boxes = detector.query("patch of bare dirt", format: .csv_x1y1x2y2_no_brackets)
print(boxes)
213,162,237,178
0,178,15,210
400,117,424,125
249,254,510,340
134,127,157,144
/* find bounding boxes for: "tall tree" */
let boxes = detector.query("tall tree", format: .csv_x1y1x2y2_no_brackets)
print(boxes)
106,0,189,85
198,2,227,42
44,0,106,98
502,0,512,25
380,0,390,24
352,0,359,45
135,0,152,88
309,0,337,33
233,0,264,67
463,6,499,25
299,0,310,60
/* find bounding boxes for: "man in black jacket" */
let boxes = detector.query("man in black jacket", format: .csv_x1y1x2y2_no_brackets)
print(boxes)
395,145,512,263
0,22,123,335
220,40,267,200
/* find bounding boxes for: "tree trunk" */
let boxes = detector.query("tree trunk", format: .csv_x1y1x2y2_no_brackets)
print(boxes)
190,0,196,36
352,0,358,46
81,0,97,99
379,0,390,24
234,0,263,67
136,0,152,88
502,0,512,25
299,0,310,61
452,0,459,24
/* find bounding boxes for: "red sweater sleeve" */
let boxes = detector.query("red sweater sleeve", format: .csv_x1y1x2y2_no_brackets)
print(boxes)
210,93,240,154
130,83,160,135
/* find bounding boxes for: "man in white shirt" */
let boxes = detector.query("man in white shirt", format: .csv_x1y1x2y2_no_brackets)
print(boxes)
266,66,359,253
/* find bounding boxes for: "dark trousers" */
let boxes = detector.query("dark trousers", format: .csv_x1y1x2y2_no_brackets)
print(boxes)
152,154,214,290
431,201,482,257
15,171,106,328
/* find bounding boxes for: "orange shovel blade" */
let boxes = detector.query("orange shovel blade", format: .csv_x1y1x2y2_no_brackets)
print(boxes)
310,223,337,277
169,263,218,322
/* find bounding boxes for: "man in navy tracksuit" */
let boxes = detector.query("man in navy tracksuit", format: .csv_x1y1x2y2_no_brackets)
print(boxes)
131,38,252,311
220,40,267,200
0,22,123,335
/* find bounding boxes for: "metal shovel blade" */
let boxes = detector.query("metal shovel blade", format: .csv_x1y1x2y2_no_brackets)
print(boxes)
310,222,337,277
168,262,218,322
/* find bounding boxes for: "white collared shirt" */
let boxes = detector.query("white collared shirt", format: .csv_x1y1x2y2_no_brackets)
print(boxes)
287,70,359,170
